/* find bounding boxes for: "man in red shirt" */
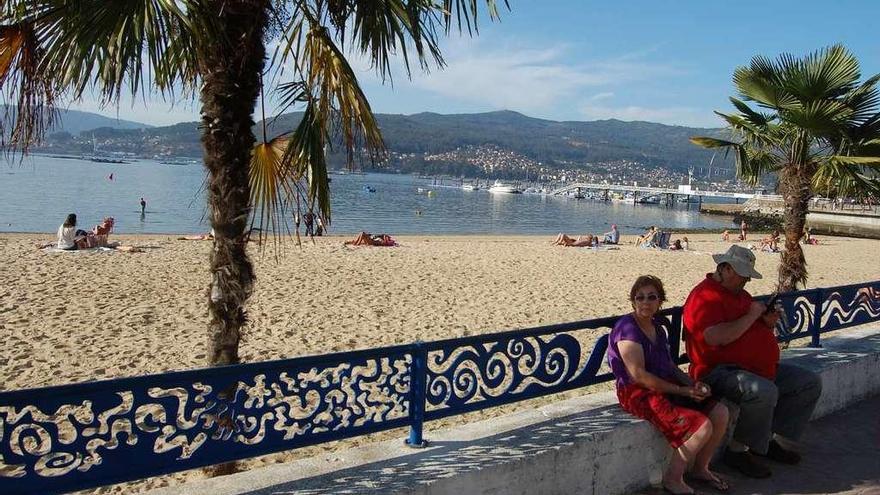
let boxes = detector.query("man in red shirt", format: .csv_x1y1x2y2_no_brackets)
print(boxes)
683,245,821,479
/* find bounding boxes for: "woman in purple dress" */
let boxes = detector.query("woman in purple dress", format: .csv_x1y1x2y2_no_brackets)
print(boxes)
608,275,730,494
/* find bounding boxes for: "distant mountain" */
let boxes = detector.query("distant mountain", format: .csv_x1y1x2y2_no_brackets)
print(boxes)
1,106,151,136
32,109,729,174
264,110,726,173
50,109,152,135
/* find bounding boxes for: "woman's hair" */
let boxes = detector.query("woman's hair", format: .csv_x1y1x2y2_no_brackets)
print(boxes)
673,239,682,248
63,213,76,227
629,275,666,303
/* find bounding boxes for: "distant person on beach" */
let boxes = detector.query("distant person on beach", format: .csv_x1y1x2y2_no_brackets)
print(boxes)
637,226,657,246
722,230,730,242
303,211,315,236
75,217,115,248
140,197,146,215
683,245,821,479
344,232,396,246
553,233,595,247
293,212,301,235
682,236,689,250
669,239,684,251
602,224,620,244
609,275,730,494
740,220,748,241
315,217,325,236
56,213,79,250
760,230,780,252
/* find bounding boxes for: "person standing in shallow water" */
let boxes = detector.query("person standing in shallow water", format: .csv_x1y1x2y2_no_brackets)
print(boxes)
140,197,146,215
609,275,730,495
303,210,315,237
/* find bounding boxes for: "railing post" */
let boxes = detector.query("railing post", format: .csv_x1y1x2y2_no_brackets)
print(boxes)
407,342,428,447
809,288,824,348
669,309,684,364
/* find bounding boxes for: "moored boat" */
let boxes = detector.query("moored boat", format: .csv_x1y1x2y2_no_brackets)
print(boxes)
487,180,522,194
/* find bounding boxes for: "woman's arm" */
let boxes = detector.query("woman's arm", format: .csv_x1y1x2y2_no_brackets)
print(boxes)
618,341,703,399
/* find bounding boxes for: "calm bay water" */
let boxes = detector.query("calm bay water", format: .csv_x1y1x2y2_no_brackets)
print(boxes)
0,156,735,235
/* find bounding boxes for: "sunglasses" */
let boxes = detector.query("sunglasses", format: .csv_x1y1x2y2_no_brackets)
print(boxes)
634,294,659,302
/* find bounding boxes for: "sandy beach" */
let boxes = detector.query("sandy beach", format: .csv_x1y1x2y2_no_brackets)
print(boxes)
1,232,878,493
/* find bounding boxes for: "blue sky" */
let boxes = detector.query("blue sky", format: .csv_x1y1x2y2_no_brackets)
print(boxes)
71,0,880,128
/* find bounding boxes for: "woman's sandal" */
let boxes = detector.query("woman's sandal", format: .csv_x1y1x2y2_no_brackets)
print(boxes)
686,472,730,492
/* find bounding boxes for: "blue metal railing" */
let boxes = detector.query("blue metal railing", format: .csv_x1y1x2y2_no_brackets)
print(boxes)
1,281,878,494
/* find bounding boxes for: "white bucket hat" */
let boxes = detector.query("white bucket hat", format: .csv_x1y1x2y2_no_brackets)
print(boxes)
712,244,763,279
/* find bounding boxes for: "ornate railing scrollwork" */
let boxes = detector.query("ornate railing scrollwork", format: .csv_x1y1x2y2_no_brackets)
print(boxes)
0,348,413,495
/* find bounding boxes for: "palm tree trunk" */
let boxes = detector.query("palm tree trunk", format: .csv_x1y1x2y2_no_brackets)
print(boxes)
197,0,267,478
777,164,814,292
199,0,267,367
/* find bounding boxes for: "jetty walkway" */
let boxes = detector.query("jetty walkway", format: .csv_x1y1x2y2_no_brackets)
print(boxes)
549,182,776,203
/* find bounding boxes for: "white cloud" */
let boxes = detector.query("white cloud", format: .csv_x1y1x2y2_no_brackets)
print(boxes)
589,92,615,101
394,39,685,114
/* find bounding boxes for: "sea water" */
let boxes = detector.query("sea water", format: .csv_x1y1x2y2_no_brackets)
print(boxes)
0,156,735,235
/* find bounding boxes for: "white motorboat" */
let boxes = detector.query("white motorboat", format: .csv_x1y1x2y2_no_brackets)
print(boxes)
488,180,522,194
637,194,662,204
461,184,479,191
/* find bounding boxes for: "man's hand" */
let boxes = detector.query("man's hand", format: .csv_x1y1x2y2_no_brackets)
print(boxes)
681,383,710,402
761,308,781,328
693,381,712,400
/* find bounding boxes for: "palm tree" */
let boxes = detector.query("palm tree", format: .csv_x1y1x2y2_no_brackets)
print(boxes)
0,1,507,367
691,45,880,291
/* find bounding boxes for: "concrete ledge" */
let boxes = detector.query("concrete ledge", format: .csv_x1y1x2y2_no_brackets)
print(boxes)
147,326,880,495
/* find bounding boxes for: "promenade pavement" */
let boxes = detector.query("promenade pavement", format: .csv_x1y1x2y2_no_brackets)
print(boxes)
638,394,880,495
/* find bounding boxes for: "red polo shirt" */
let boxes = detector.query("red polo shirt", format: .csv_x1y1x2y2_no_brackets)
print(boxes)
683,274,779,380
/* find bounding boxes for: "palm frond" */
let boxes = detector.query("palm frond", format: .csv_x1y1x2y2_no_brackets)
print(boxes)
302,21,385,166
689,136,740,149
0,0,212,149
281,102,332,223
734,63,797,109
779,44,860,101
441,0,508,35
249,134,296,248
780,99,852,134
0,21,55,148
729,97,773,127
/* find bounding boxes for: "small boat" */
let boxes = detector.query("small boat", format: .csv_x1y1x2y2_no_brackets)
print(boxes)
461,184,479,191
637,194,661,204
487,180,522,194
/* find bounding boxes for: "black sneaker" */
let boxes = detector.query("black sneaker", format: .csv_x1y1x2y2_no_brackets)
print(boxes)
722,449,772,478
755,439,802,465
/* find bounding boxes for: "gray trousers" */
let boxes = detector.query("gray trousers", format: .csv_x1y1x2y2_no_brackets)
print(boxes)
703,362,822,454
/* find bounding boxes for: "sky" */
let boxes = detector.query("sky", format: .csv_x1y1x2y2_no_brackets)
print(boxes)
68,0,880,129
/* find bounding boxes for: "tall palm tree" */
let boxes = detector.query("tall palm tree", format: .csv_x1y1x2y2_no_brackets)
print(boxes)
0,1,507,368
692,45,880,291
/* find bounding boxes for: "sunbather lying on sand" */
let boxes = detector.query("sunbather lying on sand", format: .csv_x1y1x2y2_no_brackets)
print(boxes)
344,232,397,246
553,233,596,247
178,228,215,241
